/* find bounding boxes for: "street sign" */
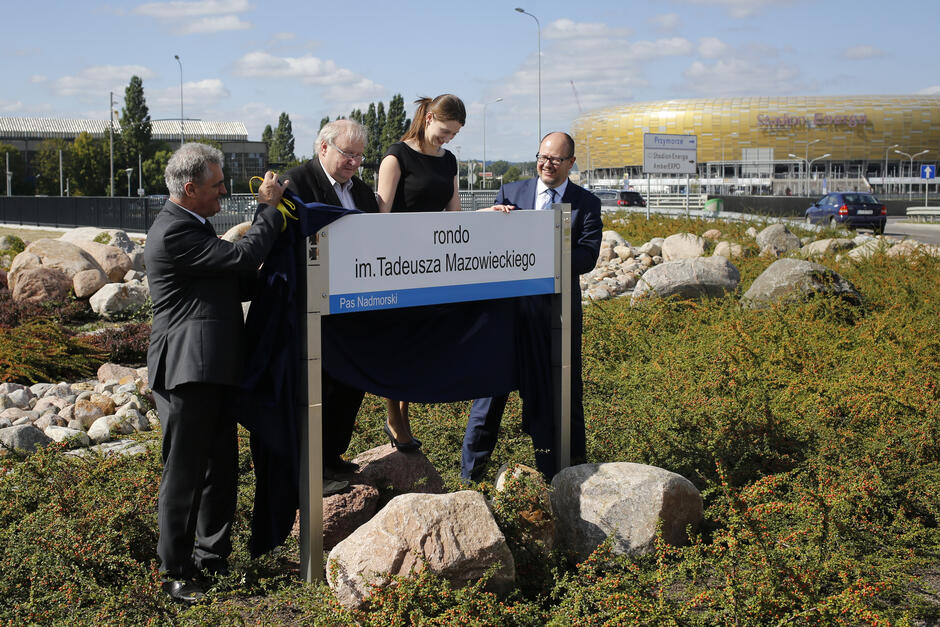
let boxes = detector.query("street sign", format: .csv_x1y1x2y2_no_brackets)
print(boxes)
643,133,697,175
922,164,935,179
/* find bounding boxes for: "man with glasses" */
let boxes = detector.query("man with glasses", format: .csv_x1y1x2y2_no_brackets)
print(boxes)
286,119,379,480
462,131,602,481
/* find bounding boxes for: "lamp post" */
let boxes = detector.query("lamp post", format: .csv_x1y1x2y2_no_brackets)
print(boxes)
884,143,899,195
452,145,461,189
109,91,114,197
787,153,805,196
807,153,831,196
482,97,502,191
514,8,541,141
803,138,821,196
895,149,929,200
174,55,184,147
125,168,134,197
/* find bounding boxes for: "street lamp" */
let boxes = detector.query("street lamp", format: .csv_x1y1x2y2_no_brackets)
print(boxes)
174,55,184,147
884,143,899,195
514,8,541,141
125,168,134,197
804,139,821,196
807,153,831,196
482,97,503,190
787,153,805,195
895,149,930,200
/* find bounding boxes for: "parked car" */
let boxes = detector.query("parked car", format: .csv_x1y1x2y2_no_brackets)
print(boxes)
804,191,886,233
617,191,646,207
592,189,619,206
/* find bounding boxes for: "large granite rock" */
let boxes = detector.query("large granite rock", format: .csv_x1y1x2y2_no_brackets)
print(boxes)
551,463,703,562
661,233,705,261
72,268,109,299
11,266,72,303
328,490,515,609
632,255,740,305
323,483,381,550
800,238,855,257
15,238,102,283
351,444,446,499
89,281,149,318
70,240,132,282
741,258,861,308
0,424,53,455
755,224,801,256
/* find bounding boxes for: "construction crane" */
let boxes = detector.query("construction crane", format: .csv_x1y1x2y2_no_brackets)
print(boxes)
570,81,593,188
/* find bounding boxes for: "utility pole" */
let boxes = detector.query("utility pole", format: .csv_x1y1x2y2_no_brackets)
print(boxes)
109,91,115,197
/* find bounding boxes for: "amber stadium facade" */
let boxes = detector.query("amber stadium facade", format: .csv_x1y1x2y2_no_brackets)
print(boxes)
571,95,940,195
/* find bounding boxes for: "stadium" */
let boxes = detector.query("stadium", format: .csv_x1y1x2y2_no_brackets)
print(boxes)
571,95,940,196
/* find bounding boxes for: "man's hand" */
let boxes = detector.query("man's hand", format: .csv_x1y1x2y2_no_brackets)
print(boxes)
477,204,516,213
256,171,289,207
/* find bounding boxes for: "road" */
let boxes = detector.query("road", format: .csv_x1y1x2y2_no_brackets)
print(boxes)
883,217,940,246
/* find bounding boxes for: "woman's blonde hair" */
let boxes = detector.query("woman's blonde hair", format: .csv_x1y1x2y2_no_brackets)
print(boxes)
401,94,466,150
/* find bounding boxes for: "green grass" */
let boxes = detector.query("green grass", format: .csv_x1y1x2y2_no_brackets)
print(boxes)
1,214,938,625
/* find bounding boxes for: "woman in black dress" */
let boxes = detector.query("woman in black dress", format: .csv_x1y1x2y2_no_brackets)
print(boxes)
376,94,466,450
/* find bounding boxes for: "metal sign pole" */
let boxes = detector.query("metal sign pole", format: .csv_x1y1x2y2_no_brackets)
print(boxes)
552,204,572,472
300,232,326,582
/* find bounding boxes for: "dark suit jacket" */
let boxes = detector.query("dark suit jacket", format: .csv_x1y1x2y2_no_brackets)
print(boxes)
145,200,282,391
494,177,602,317
286,157,378,212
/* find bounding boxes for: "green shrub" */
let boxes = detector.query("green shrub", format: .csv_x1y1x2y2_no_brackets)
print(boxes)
78,322,151,366
0,318,104,383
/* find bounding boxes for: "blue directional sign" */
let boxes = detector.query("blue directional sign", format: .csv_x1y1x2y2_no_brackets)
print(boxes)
922,164,936,179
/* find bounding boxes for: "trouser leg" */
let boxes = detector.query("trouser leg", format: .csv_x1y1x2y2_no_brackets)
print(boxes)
462,395,508,480
322,372,364,462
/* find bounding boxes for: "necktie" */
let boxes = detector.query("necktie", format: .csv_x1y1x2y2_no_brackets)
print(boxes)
543,187,557,210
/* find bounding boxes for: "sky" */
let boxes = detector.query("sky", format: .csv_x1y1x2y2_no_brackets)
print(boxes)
3,0,939,164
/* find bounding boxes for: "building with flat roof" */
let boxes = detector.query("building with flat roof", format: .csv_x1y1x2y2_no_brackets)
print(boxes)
571,95,939,195
0,117,266,192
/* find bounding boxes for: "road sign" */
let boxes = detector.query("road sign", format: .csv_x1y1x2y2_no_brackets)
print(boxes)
643,133,697,175
922,164,935,179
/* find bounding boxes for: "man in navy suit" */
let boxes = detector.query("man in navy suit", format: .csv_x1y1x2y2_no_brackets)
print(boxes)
462,131,602,481
146,143,288,604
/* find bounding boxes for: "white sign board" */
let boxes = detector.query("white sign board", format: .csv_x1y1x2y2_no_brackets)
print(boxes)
643,133,698,175
323,210,556,313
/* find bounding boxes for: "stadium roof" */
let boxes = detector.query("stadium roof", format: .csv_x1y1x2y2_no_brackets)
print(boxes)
0,117,249,142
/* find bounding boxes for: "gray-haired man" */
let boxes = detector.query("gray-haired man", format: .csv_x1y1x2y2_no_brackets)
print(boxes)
146,143,288,604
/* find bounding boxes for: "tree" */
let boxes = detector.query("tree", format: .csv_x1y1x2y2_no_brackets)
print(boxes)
0,144,29,195
381,94,408,154
33,139,71,195
269,112,295,163
143,149,173,195
319,116,330,131
118,76,152,169
69,132,109,196
503,165,523,184
261,124,273,161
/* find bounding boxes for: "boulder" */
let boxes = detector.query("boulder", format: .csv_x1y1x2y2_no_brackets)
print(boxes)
11,267,72,303
712,241,744,259
632,256,740,305
601,230,628,249
755,224,801,256
800,238,855,257
661,233,705,261
701,229,722,241
551,462,703,562
72,268,109,299
741,258,861,308
87,415,135,444
44,425,91,448
5,387,34,410
18,238,102,281
60,228,140,256
97,363,139,384
0,424,53,455
7,251,42,291
323,483,381,550
328,491,515,609
89,281,149,318
69,240,132,282
72,399,105,429
351,444,446,499
638,240,662,257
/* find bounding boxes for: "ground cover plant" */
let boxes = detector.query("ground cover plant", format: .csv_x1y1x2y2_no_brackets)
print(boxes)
0,214,938,625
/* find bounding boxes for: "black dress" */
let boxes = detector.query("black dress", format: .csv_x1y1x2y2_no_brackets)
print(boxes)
385,141,457,212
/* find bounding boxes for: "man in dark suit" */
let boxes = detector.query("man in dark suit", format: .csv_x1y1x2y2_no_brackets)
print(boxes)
286,119,379,478
462,131,602,481
146,143,288,604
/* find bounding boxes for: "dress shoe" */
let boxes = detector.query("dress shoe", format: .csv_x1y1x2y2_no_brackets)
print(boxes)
162,579,205,605
324,457,359,475
323,478,349,496
383,423,422,452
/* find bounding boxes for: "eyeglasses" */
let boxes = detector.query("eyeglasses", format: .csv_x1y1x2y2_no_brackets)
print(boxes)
328,141,364,163
536,153,573,166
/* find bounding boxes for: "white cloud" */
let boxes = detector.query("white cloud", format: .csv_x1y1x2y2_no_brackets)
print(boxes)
682,0,799,18
53,65,155,99
232,51,384,105
180,14,250,34
698,37,730,58
135,0,251,18
682,57,801,95
151,78,231,111
842,45,884,60
917,85,940,95
650,13,680,32
0,100,24,113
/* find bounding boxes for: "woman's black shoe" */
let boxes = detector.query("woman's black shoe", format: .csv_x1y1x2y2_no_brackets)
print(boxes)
383,423,422,452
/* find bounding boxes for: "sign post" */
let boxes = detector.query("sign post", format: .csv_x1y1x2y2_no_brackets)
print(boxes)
922,164,935,207
300,207,570,582
642,133,698,219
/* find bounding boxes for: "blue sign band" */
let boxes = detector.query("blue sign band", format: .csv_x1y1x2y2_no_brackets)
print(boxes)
330,277,556,314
